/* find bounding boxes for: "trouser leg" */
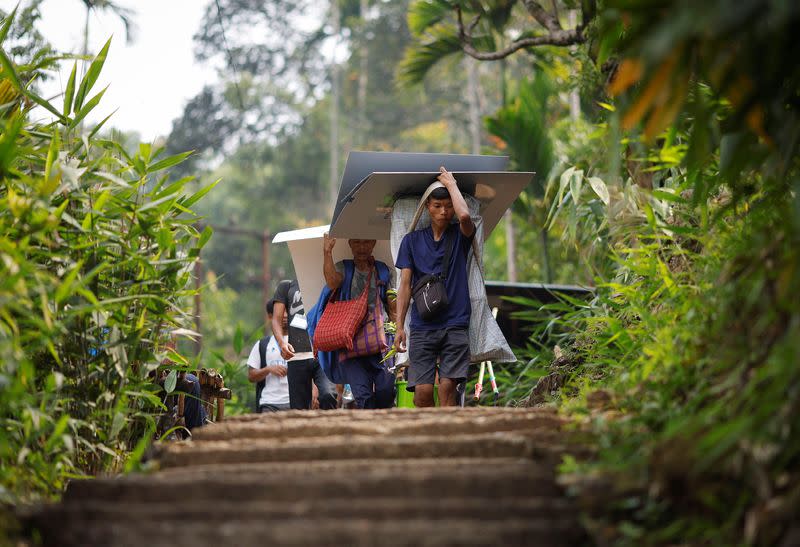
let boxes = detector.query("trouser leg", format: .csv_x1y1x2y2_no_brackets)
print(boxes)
181,373,206,429
371,357,396,409
312,359,338,410
288,359,313,409
341,357,373,409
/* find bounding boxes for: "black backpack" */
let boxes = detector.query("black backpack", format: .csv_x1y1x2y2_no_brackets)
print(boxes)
254,336,270,413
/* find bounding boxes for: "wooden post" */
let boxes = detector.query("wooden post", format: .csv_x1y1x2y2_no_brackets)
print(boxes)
216,398,225,422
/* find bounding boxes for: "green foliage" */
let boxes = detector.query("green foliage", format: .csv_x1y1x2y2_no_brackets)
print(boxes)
0,1,55,82
511,3,800,537
0,25,208,504
400,0,594,86
397,19,462,87
471,1,800,542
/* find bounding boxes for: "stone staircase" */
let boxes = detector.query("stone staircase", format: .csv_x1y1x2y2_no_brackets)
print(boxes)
27,407,590,546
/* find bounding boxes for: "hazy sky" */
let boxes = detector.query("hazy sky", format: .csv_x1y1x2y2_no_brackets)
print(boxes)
2,0,218,142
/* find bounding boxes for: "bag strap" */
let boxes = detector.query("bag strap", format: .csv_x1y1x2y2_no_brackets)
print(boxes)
255,336,269,412
342,260,378,303
361,268,374,300
375,261,390,304
258,336,268,368
439,226,457,280
342,260,355,300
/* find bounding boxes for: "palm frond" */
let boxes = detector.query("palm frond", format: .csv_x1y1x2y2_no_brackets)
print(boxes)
397,24,462,87
407,0,453,36
486,74,555,198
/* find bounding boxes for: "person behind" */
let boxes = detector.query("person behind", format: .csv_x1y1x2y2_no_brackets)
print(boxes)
322,235,396,409
246,299,290,412
158,336,206,432
394,167,475,407
272,279,338,410
176,372,207,431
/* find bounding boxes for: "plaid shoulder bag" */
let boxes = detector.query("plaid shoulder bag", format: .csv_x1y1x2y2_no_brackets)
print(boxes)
313,269,372,352
340,286,389,360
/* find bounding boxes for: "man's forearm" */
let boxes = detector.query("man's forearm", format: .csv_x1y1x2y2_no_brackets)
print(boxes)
445,181,473,225
248,366,272,383
396,283,411,329
272,303,286,341
323,251,342,289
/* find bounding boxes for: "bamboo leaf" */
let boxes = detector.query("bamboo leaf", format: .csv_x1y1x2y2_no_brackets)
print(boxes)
181,178,220,208
43,127,60,194
164,370,177,393
27,88,69,123
570,169,584,205
86,109,118,141
109,411,126,439
588,177,610,205
124,423,155,473
70,86,108,129
147,150,193,173
63,62,77,115
197,225,213,249
651,189,684,203
0,8,17,45
55,260,85,304
136,192,178,213
74,37,111,112
0,45,21,90
44,415,70,452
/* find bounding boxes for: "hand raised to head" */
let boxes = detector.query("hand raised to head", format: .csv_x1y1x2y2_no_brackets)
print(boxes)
437,166,457,186
323,232,336,253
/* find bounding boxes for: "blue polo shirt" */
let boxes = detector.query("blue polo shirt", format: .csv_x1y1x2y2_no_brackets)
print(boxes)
395,223,473,330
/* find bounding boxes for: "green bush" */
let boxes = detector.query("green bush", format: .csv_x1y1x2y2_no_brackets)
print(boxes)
0,14,215,504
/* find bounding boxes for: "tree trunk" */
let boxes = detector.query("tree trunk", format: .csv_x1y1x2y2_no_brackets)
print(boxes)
329,0,341,212
540,225,553,283
505,211,518,282
568,10,581,121
466,57,481,154
356,0,369,147
83,7,90,59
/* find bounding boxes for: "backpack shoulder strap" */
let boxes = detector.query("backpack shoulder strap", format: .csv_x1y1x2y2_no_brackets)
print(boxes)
258,336,268,369
255,336,270,412
375,261,390,302
341,259,355,300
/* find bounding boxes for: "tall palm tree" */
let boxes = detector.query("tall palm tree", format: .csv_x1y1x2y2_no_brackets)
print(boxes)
80,0,135,57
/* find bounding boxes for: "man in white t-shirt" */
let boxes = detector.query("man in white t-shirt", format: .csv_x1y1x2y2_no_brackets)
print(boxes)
246,299,290,412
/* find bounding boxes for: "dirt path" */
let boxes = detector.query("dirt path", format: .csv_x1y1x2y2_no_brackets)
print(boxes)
28,407,589,546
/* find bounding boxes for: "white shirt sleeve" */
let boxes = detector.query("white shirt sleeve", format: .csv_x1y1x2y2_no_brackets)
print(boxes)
246,340,262,370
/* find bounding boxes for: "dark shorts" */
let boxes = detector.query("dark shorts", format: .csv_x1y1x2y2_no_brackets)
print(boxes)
408,327,470,391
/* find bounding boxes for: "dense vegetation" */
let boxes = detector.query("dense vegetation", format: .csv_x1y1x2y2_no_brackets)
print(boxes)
2,0,798,544
0,11,213,510
413,1,799,544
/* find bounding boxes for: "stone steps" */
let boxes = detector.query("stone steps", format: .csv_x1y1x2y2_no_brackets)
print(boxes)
39,516,585,547
24,407,589,546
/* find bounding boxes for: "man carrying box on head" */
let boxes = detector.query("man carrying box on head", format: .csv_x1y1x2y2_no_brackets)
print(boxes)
393,167,475,407
321,236,396,409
